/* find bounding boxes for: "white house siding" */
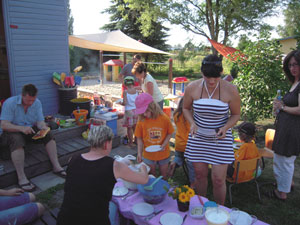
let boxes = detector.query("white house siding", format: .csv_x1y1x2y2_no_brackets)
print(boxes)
2,0,70,115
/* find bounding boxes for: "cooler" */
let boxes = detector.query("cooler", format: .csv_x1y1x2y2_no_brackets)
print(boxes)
94,112,118,136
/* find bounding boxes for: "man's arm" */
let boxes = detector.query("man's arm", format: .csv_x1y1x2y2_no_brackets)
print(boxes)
1,120,35,134
36,121,48,130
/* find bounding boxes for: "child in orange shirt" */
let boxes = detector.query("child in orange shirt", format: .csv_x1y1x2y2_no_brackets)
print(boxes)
168,98,195,187
134,93,174,179
227,122,261,182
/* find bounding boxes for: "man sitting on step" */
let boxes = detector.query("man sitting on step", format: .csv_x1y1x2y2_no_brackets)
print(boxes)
0,84,66,192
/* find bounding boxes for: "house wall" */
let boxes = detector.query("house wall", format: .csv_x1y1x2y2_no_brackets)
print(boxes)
2,0,70,115
280,38,297,55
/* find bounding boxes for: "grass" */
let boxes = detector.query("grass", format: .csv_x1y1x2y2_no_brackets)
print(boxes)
171,119,300,225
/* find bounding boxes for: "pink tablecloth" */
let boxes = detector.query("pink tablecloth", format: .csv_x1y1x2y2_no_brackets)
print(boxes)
112,180,269,225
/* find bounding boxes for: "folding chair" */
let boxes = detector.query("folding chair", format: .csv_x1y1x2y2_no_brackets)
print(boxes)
259,129,275,169
226,157,261,206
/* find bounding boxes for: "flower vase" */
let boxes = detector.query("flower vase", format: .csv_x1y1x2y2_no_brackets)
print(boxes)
177,199,189,212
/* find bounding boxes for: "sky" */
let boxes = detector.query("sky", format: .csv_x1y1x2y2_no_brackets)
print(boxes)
69,0,283,48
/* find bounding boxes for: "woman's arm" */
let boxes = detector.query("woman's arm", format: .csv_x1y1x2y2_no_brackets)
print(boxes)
274,94,300,116
183,83,197,136
145,82,154,96
218,85,240,138
113,161,149,184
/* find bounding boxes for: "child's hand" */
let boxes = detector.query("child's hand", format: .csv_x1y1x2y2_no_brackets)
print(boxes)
137,153,142,163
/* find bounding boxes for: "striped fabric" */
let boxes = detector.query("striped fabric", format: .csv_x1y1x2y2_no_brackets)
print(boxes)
184,98,234,164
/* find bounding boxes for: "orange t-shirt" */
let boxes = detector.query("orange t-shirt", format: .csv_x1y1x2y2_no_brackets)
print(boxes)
174,113,190,152
135,113,174,161
233,142,260,182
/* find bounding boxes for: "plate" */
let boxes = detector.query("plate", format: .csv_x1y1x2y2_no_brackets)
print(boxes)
229,210,253,225
160,212,183,225
132,202,154,216
112,186,128,197
145,145,162,152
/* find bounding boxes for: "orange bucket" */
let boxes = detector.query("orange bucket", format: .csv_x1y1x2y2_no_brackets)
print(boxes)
163,106,172,119
73,109,88,125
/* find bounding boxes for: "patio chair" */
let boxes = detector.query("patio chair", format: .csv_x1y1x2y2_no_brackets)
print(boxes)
226,157,262,206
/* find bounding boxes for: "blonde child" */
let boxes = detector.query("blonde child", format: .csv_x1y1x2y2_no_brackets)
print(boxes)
122,77,138,147
134,93,174,179
227,122,261,182
168,98,195,187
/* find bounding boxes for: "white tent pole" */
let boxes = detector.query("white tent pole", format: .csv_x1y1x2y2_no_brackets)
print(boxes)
99,50,104,86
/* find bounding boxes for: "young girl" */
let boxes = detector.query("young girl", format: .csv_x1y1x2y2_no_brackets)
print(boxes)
122,76,138,147
168,98,195,187
134,93,174,179
227,122,260,182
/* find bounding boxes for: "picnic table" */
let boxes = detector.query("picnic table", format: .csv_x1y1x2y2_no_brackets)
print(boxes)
112,179,269,225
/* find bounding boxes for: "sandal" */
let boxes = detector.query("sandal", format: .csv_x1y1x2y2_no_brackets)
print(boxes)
264,189,286,201
53,170,67,178
18,182,36,192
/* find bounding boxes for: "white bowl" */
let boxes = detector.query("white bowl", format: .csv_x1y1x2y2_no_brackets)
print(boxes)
205,207,230,225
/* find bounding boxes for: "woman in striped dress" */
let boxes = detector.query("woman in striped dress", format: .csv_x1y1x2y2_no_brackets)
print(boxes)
183,55,240,205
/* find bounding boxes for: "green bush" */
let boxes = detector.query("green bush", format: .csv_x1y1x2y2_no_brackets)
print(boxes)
232,32,289,122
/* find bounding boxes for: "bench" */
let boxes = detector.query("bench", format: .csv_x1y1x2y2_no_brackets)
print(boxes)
0,125,120,188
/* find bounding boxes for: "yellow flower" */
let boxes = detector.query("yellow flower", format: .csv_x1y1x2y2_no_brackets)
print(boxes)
187,188,195,198
174,187,181,194
179,192,189,203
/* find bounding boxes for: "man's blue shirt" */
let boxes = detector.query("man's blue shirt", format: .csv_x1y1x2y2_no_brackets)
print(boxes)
0,95,44,127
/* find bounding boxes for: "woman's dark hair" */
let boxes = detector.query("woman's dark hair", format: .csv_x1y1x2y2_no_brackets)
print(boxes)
131,61,147,75
283,50,300,83
201,54,223,78
22,84,38,96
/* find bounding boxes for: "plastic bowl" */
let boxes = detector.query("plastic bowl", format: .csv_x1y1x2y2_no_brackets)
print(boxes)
137,178,170,204
205,207,230,225
189,205,205,219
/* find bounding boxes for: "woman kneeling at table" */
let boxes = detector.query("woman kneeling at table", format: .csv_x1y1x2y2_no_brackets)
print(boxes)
57,125,149,225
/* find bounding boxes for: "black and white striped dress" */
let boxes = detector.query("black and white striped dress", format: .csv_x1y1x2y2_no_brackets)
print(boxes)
184,97,234,165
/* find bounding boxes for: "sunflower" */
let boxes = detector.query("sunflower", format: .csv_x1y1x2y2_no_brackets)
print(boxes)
178,192,189,203
187,188,195,198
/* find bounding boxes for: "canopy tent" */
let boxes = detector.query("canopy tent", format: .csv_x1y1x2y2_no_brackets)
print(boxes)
69,30,170,55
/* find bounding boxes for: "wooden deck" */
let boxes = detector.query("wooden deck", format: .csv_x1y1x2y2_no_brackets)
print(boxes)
0,125,120,188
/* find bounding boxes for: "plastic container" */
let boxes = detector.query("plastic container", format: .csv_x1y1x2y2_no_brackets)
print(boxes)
73,109,88,125
205,207,230,225
70,98,92,119
137,178,170,204
189,205,205,219
94,112,118,135
163,106,172,119
58,87,77,116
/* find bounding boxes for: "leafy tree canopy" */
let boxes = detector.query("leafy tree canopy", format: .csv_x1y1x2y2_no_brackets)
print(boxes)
162,0,284,53
67,0,74,35
277,0,300,37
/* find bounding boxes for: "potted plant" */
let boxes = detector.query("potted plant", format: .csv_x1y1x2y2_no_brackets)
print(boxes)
167,184,195,212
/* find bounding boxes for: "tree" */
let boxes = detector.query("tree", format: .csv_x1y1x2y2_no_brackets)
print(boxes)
232,32,289,122
277,0,300,37
101,0,170,62
163,0,283,54
66,0,74,35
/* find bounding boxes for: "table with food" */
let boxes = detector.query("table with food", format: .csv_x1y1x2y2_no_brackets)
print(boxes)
111,157,269,225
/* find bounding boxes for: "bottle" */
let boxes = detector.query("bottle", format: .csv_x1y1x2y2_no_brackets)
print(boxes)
273,90,281,116
93,92,100,106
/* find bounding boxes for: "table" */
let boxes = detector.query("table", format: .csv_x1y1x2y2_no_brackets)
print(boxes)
112,180,269,225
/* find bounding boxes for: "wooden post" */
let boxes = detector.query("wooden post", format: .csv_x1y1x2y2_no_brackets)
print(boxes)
123,52,127,64
168,58,173,93
99,50,104,85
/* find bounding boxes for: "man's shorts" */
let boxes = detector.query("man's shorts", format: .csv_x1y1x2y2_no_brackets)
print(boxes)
0,192,39,224
1,126,54,152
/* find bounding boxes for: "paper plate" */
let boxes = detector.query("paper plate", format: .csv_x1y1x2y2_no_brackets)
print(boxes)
229,210,253,225
132,202,154,216
145,145,162,152
112,186,128,197
160,212,183,225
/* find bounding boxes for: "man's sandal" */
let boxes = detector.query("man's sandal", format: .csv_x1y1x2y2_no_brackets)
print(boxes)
18,182,36,192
